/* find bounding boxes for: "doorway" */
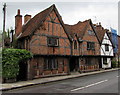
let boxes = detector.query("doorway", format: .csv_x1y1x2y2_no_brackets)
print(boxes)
69,57,79,72
17,62,28,81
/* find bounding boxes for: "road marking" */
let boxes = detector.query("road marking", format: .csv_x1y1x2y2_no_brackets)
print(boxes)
71,80,108,92
117,76,119,77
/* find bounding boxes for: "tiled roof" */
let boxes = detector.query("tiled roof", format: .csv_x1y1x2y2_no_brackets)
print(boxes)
95,25,114,47
19,5,53,38
18,4,72,41
94,25,106,44
65,20,90,39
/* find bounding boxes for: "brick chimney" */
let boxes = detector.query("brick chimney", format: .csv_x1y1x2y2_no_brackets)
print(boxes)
15,9,22,37
24,14,31,23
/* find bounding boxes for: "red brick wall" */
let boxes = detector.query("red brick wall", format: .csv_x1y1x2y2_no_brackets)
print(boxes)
29,56,69,79
79,57,99,72
15,15,22,37
80,24,100,56
29,10,71,56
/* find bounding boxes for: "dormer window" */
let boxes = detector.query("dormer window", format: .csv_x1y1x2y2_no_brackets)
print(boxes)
74,40,77,49
47,37,59,47
105,44,109,51
88,30,94,35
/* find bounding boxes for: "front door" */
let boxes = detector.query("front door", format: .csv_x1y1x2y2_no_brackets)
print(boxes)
69,57,79,72
17,62,28,81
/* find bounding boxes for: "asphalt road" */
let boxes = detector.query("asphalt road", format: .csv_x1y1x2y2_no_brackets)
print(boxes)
3,70,119,94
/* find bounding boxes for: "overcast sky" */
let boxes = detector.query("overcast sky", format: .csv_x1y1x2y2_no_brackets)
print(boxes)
0,0,119,35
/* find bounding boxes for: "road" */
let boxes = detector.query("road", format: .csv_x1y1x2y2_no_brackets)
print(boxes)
3,70,119,94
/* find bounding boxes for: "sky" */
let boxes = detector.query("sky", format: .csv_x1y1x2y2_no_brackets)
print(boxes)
0,0,119,35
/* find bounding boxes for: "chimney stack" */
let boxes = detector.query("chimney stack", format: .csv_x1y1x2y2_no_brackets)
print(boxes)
99,22,101,25
24,14,31,23
15,9,22,37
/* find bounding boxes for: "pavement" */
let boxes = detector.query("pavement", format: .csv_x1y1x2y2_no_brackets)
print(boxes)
1,68,119,91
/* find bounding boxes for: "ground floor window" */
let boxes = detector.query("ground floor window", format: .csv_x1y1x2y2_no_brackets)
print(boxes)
85,58,95,65
44,58,58,70
103,58,107,65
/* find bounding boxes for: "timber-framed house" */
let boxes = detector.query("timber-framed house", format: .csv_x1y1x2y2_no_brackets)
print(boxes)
65,20,101,73
94,23,114,69
15,4,72,80
14,4,104,80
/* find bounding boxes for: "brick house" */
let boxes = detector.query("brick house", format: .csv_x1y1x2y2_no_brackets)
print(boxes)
14,4,104,80
94,23,114,69
15,4,72,80
65,19,101,72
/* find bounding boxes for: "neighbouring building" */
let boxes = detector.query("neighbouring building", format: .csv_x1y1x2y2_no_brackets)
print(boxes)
65,19,101,72
94,23,114,69
118,35,120,66
107,28,119,66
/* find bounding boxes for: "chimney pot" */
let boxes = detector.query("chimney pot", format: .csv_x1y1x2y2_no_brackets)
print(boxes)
99,22,101,25
24,14,31,23
18,9,20,15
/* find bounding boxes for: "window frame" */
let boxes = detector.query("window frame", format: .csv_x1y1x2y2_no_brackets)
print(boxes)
103,58,108,65
87,42,95,50
105,44,109,51
47,37,59,47
44,58,58,70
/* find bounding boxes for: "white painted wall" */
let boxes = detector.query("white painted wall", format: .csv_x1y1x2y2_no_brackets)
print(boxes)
100,33,114,69
100,33,114,56
102,58,111,68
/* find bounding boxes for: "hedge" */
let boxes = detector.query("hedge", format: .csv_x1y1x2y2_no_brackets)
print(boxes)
2,48,33,79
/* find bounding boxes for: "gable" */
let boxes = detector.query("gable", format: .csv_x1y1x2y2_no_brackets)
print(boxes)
29,9,71,55
82,22,98,43
18,4,71,41
100,32,114,56
102,33,112,45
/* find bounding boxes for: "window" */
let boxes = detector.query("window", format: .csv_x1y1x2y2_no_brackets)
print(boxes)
88,30,94,35
91,42,95,50
44,58,58,70
87,42,95,50
74,40,77,49
105,44,109,51
103,58,107,65
47,37,59,47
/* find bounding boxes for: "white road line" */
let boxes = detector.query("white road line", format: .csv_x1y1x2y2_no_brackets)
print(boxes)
71,80,108,92
117,76,119,77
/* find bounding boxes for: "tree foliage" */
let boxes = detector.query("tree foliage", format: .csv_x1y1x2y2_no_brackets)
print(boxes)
2,48,33,79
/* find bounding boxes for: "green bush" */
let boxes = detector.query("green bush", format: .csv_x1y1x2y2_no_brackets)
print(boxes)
2,48,33,79
111,60,117,68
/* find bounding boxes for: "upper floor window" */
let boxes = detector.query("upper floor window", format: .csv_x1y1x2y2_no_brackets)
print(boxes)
47,37,59,47
74,40,77,49
105,44,109,51
87,42,95,50
88,30,94,35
